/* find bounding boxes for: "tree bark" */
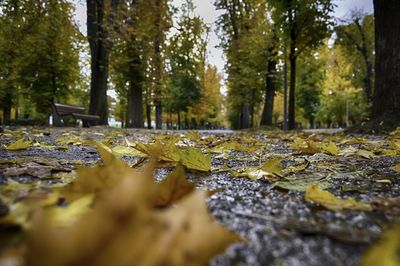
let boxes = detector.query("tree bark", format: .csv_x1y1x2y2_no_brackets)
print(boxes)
288,47,296,130
3,106,11,126
372,0,400,125
146,103,151,129
260,57,277,126
87,0,119,125
154,0,163,129
177,112,181,130
287,0,296,130
126,79,144,128
239,104,251,129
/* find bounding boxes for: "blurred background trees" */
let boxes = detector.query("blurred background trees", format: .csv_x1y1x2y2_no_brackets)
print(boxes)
1,0,392,130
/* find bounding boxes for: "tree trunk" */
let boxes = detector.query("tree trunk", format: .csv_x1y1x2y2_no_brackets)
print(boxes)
86,0,118,125
239,104,251,129
288,50,296,130
3,106,11,126
146,103,151,129
372,0,400,126
260,58,277,126
309,117,315,129
154,0,163,129
177,112,181,130
127,80,144,128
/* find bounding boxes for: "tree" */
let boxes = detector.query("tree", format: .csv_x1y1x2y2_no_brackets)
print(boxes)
0,0,82,122
215,0,271,129
371,0,400,128
190,64,223,128
260,35,279,127
166,0,207,129
296,51,324,128
316,46,369,127
269,0,334,129
335,11,375,101
87,0,119,125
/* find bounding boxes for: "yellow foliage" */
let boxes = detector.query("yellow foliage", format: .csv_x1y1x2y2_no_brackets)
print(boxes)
23,147,239,266
5,138,32,151
305,184,371,211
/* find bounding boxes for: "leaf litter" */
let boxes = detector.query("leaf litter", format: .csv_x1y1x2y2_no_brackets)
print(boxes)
0,127,399,265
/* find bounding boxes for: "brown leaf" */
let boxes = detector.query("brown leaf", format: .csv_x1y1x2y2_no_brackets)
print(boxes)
154,165,195,207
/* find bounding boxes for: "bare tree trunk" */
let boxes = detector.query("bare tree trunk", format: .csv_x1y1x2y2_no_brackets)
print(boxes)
260,57,277,126
154,0,163,129
87,0,119,125
372,0,400,125
177,112,181,130
146,103,151,129
239,104,251,129
288,40,297,130
127,79,144,128
3,106,11,126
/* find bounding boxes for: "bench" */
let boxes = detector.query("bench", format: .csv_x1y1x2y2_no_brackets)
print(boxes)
50,102,100,127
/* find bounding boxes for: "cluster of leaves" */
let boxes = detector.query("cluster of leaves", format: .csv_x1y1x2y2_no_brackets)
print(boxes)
0,127,399,264
0,134,240,265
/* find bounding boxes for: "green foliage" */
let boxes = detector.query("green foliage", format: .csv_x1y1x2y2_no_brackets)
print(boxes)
335,11,375,99
165,0,208,115
0,0,83,121
296,51,325,127
316,46,369,127
215,0,272,129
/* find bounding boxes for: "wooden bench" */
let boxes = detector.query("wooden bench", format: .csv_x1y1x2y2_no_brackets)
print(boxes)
50,102,100,127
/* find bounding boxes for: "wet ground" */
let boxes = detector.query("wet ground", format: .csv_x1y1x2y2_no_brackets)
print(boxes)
0,127,399,266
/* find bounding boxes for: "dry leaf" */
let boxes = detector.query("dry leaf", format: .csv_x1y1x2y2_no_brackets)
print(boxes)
24,148,240,266
5,138,32,151
154,165,195,207
360,224,400,266
320,142,340,156
305,184,372,211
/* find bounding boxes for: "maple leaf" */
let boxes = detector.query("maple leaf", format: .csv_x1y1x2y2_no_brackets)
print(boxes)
320,142,340,156
5,138,32,151
154,164,195,207
305,184,372,211
360,224,400,266
23,148,240,266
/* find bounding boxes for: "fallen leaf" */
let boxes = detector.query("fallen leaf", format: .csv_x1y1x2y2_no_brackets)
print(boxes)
154,165,195,207
5,138,32,151
360,224,400,266
260,158,283,177
24,148,240,266
391,163,400,172
320,142,340,156
272,177,331,191
291,138,320,154
340,146,376,159
305,184,372,211
179,147,211,172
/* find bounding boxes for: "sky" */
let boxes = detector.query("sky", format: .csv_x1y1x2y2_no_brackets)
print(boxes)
72,0,374,76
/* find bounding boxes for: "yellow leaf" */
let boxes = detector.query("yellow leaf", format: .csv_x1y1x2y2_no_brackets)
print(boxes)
212,141,252,153
260,158,283,177
154,165,195,207
232,158,282,181
360,224,400,266
320,142,340,156
291,138,320,154
179,147,211,172
340,146,376,159
43,194,94,227
5,138,32,151
305,184,371,211
24,152,240,266
391,163,400,172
